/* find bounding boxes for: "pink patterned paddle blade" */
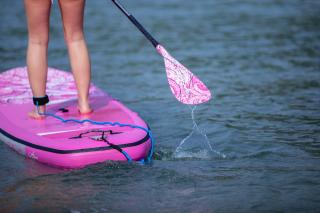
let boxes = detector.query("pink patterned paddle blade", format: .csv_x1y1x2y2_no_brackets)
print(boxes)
156,45,212,105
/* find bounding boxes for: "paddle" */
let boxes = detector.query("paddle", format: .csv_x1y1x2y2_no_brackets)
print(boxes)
111,0,212,105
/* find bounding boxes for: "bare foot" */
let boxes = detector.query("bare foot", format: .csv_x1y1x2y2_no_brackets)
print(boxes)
78,99,92,115
28,106,46,120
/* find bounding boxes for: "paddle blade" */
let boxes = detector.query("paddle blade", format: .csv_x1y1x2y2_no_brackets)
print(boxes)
156,45,212,105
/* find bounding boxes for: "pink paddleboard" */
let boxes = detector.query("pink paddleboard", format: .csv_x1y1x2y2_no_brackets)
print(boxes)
0,67,152,168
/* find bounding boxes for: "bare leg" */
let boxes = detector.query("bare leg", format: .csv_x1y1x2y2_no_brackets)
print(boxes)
58,0,92,114
24,0,51,119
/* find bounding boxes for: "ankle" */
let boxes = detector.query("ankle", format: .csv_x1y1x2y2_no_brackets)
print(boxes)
35,105,46,114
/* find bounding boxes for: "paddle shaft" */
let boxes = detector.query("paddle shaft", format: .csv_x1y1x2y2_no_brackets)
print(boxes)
111,0,159,48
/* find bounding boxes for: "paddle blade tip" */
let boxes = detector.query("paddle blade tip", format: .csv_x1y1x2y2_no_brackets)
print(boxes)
176,86,212,105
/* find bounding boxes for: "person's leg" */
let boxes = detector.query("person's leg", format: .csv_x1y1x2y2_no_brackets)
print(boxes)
24,0,51,119
58,0,91,114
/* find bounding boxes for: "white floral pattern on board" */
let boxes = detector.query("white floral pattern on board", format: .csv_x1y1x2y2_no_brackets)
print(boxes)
0,67,104,104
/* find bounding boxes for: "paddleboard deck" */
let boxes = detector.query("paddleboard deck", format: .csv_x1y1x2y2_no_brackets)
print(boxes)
0,67,152,168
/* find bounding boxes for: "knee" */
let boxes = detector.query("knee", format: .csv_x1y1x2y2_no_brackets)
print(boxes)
64,30,85,44
28,35,49,46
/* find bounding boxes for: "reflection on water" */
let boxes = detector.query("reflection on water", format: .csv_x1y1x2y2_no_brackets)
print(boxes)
1,0,320,212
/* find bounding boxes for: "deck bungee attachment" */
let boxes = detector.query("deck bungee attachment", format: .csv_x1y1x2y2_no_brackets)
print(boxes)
35,102,154,164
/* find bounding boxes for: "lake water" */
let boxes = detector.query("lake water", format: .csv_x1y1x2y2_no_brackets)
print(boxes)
0,0,319,212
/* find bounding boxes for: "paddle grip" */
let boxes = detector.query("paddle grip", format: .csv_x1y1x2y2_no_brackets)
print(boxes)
111,0,159,48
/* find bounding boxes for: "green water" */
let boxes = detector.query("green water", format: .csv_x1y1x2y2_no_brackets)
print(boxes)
1,0,320,212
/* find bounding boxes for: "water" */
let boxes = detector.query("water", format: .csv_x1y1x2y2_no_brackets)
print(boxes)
0,0,320,212
174,106,226,159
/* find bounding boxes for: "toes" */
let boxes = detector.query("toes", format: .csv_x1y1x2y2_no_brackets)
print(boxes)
28,111,45,120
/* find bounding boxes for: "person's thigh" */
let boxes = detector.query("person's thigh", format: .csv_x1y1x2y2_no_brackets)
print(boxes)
58,0,85,42
24,0,51,44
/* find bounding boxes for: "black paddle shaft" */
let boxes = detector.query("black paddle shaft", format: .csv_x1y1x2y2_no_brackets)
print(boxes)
111,0,159,48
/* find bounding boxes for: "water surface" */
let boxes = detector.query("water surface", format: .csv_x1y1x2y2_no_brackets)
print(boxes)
0,0,320,212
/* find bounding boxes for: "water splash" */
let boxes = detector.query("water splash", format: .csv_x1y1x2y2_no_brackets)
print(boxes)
174,106,226,159
174,149,212,160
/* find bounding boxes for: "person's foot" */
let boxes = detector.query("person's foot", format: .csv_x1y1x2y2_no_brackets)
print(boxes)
78,99,92,115
28,106,46,120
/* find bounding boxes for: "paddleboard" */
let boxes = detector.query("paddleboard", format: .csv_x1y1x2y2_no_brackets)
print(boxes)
0,67,152,168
